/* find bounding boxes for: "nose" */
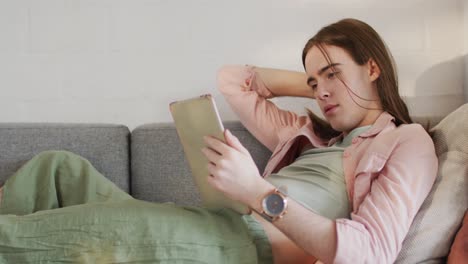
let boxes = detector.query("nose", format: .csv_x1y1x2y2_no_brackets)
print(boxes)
315,84,331,100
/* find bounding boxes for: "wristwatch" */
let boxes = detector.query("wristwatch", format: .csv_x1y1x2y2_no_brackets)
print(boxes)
259,188,288,222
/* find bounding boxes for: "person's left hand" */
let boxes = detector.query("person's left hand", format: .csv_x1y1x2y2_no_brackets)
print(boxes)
202,129,271,207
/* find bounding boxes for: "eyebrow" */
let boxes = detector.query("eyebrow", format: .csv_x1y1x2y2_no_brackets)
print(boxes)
307,63,342,85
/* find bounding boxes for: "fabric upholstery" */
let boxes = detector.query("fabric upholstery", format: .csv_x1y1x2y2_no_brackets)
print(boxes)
130,121,271,206
0,123,131,192
395,104,468,263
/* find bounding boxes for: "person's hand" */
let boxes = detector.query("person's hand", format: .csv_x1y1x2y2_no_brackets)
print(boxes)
202,129,272,207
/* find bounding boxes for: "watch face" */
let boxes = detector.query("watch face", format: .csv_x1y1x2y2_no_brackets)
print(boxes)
263,193,285,216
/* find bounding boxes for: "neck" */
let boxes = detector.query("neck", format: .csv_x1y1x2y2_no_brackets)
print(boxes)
343,110,384,136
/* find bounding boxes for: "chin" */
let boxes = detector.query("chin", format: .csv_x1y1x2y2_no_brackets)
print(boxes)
329,122,345,133
330,119,356,133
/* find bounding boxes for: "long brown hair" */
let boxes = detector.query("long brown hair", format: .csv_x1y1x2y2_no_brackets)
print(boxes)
302,18,412,140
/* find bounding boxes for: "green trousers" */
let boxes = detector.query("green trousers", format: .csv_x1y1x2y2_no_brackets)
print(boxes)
0,151,272,263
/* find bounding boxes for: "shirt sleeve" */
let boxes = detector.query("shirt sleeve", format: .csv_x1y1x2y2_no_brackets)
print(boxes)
333,125,438,263
217,65,309,152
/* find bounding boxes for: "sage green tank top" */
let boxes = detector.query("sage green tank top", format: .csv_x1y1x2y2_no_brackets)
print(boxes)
266,126,371,219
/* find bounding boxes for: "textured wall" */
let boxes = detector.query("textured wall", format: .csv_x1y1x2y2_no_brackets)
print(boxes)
0,0,466,128
464,0,468,102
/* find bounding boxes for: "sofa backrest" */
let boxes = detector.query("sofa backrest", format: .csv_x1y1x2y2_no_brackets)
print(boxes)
130,121,271,206
0,123,131,192
0,116,444,204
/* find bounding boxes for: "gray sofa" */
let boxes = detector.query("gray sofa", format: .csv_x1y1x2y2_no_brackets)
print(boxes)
0,106,466,263
0,122,271,207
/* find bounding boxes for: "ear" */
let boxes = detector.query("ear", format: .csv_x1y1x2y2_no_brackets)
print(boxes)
367,58,381,82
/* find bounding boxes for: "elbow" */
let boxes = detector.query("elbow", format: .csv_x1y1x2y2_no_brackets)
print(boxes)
334,220,398,264
216,64,251,94
216,65,237,92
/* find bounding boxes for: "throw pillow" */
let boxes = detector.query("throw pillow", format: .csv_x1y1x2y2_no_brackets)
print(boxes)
395,103,468,264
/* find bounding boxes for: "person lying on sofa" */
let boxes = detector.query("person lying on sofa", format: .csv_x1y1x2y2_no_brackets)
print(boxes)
0,18,438,264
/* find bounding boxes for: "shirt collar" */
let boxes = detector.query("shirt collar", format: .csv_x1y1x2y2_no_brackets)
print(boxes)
328,112,396,146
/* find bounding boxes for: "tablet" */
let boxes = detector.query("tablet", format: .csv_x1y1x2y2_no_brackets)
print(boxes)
169,94,250,215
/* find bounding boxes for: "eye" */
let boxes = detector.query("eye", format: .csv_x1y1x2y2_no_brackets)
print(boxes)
310,83,317,90
327,71,338,79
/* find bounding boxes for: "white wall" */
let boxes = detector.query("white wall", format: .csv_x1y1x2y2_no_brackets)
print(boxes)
464,0,468,102
0,0,466,129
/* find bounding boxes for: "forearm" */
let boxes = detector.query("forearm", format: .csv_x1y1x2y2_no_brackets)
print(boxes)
204,129,336,261
274,199,337,263
249,181,337,263
253,66,314,98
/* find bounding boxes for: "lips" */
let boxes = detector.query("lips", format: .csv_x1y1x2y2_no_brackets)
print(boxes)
324,104,338,114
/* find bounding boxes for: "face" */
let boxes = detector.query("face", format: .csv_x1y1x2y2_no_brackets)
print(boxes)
304,45,383,134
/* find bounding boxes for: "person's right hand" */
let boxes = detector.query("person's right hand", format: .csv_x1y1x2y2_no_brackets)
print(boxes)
202,129,274,209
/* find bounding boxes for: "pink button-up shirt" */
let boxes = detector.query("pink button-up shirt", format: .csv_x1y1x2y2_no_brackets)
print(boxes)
217,65,438,263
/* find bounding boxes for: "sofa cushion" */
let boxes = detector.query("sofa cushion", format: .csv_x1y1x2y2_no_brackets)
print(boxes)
0,123,131,192
395,103,468,263
130,121,271,205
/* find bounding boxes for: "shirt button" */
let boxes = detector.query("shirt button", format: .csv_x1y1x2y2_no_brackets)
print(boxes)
352,138,359,144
